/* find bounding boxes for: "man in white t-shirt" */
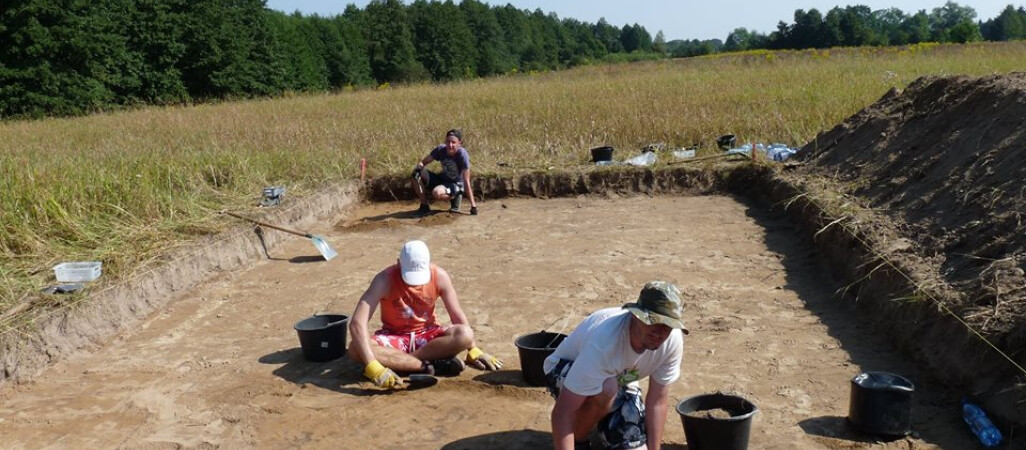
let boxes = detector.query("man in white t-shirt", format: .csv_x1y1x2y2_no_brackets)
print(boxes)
544,281,687,450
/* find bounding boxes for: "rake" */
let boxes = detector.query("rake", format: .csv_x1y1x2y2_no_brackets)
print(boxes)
222,211,338,261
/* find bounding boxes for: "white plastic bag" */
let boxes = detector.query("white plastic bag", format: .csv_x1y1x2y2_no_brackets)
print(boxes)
624,152,657,166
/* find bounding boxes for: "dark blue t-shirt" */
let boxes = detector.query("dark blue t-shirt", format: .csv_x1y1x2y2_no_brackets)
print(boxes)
429,145,471,183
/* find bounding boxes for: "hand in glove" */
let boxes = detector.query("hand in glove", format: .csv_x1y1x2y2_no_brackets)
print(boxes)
470,206,478,215
412,165,424,180
465,346,503,371
364,360,404,389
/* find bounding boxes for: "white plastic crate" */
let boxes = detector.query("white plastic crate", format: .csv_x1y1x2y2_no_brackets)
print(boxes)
53,261,102,282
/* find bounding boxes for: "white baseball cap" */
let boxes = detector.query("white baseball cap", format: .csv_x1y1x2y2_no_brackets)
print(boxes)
399,240,431,286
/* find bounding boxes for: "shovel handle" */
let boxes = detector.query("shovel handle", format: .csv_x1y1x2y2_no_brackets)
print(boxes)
222,211,309,238
666,153,737,166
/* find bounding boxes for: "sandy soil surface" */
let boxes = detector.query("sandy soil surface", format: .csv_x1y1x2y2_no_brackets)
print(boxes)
0,195,980,449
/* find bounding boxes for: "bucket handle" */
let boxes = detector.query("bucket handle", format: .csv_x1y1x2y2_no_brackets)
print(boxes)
313,313,348,328
542,314,572,348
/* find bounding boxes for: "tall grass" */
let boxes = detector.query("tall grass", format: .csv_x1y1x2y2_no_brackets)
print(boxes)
3,41,1026,308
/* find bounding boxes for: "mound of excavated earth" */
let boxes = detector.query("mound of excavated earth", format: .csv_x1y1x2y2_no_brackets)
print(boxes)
796,73,1026,427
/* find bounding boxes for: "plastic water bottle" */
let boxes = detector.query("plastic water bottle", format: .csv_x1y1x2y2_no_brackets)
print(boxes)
962,399,1002,447
673,149,696,159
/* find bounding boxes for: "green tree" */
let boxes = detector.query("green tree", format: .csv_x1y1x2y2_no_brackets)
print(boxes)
872,8,909,45
724,27,756,51
844,6,880,45
593,18,623,53
409,0,476,80
930,1,979,42
460,0,511,76
520,9,559,70
176,0,283,99
946,18,983,42
901,10,932,43
127,0,188,104
790,9,825,49
823,6,878,47
615,23,640,52
666,38,721,57
551,16,582,66
337,6,373,86
981,5,1026,40
494,4,532,70
636,24,653,51
768,20,794,49
308,14,370,88
362,0,426,82
652,30,666,54
267,12,328,91
0,0,137,117
562,18,606,64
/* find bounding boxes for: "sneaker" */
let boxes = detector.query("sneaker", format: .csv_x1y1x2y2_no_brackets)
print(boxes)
416,203,430,216
449,194,462,212
426,356,465,377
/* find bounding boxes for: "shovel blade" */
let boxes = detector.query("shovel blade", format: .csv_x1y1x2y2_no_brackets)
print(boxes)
310,235,338,261
407,374,438,389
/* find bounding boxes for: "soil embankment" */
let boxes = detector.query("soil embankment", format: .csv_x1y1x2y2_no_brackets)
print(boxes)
792,74,1026,428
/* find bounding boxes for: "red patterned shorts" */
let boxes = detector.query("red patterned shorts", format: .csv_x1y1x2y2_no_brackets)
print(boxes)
372,325,447,353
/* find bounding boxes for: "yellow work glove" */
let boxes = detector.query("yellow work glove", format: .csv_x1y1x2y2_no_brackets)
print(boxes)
364,360,403,389
465,346,503,371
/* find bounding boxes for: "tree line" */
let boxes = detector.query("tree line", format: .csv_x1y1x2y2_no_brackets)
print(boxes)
668,1,1026,57
0,0,660,119
5,0,1024,119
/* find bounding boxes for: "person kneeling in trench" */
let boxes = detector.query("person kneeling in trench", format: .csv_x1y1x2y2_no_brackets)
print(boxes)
546,282,686,450
348,240,502,388
411,128,478,215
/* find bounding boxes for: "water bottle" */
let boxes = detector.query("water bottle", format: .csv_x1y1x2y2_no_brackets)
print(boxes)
673,149,696,159
962,399,1002,447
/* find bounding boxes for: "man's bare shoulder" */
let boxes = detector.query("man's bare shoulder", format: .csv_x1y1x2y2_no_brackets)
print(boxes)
368,266,398,290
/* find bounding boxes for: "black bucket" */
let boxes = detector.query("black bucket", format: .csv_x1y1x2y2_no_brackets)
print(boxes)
848,371,914,436
590,146,614,162
716,134,737,150
294,314,349,362
676,393,758,450
515,331,567,386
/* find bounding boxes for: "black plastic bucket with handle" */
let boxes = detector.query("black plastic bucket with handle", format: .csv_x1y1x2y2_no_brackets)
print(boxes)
515,331,567,386
294,314,349,362
590,146,614,162
676,392,758,450
847,371,914,436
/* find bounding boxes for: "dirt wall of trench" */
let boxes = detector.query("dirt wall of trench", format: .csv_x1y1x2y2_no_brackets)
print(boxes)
367,166,726,201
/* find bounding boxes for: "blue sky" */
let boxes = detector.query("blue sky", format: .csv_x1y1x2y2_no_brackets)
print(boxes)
265,1,1016,41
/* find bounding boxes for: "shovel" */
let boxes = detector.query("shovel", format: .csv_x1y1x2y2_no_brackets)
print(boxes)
407,373,439,389
222,210,338,261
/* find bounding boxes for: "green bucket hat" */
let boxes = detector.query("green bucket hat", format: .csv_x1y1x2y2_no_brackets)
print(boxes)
623,281,689,334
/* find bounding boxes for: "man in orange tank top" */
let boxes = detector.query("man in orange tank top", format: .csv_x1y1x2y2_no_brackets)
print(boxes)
348,240,503,388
